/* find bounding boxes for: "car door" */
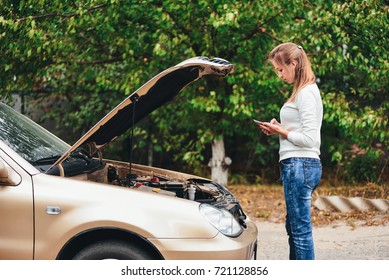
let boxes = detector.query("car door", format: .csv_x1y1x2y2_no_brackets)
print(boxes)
0,151,34,260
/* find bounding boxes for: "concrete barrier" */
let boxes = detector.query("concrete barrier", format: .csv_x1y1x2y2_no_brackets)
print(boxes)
314,196,389,213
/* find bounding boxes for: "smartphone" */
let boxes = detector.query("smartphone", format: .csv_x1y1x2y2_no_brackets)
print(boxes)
253,119,264,125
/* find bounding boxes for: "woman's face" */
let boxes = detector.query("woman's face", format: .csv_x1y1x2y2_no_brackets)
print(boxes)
271,60,296,84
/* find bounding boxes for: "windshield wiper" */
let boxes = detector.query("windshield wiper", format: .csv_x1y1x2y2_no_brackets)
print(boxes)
33,151,91,165
31,155,62,165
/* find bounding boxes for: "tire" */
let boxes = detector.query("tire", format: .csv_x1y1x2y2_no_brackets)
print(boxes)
72,240,154,260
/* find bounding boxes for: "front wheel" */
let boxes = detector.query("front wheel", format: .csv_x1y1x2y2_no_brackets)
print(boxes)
72,240,154,260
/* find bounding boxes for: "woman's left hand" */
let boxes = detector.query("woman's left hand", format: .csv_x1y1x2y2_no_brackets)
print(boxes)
259,119,289,139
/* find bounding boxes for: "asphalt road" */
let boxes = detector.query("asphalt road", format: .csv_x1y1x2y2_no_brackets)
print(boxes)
255,221,389,260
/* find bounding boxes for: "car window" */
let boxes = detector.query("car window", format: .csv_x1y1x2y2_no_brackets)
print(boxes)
0,103,70,163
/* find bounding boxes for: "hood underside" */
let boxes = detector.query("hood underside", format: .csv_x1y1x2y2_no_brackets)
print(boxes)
48,57,235,172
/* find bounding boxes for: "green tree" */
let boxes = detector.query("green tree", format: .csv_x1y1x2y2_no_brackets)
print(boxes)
294,1,388,183
1,0,387,184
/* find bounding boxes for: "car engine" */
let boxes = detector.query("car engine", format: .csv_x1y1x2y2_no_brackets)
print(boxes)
79,159,247,228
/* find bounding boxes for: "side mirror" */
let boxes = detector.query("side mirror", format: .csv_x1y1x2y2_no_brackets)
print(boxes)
0,158,21,186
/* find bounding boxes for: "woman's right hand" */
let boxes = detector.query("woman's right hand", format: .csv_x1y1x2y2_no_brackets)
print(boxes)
258,120,275,135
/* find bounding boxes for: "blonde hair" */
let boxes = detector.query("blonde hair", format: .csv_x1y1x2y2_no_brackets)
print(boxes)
268,43,316,103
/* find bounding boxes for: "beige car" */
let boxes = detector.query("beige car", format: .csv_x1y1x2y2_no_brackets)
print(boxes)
0,57,258,260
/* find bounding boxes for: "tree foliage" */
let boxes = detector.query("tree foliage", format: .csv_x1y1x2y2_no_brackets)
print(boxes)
1,0,387,184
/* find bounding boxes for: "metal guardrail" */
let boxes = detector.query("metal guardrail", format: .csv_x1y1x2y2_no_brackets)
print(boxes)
314,196,389,213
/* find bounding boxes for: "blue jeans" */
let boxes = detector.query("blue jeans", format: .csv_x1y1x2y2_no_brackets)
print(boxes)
280,157,322,260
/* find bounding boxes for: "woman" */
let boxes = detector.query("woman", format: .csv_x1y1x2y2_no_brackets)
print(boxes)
258,43,323,260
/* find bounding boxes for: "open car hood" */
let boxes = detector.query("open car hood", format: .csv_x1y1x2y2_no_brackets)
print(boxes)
48,57,235,172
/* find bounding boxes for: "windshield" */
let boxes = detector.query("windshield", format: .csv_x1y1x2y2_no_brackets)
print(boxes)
0,103,70,163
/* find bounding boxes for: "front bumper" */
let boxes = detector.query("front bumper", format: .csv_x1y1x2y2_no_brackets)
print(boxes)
149,220,258,260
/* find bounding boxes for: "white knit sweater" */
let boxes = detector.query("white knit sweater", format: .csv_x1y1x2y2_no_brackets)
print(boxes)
279,83,323,161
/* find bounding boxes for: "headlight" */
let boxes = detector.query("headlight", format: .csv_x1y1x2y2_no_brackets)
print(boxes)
199,204,243,237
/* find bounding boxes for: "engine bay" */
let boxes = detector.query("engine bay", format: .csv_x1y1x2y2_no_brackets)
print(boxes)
85,159,228,202
76,159,247,227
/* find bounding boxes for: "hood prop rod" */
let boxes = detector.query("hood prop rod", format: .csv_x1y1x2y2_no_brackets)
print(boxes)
128,93,139,183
